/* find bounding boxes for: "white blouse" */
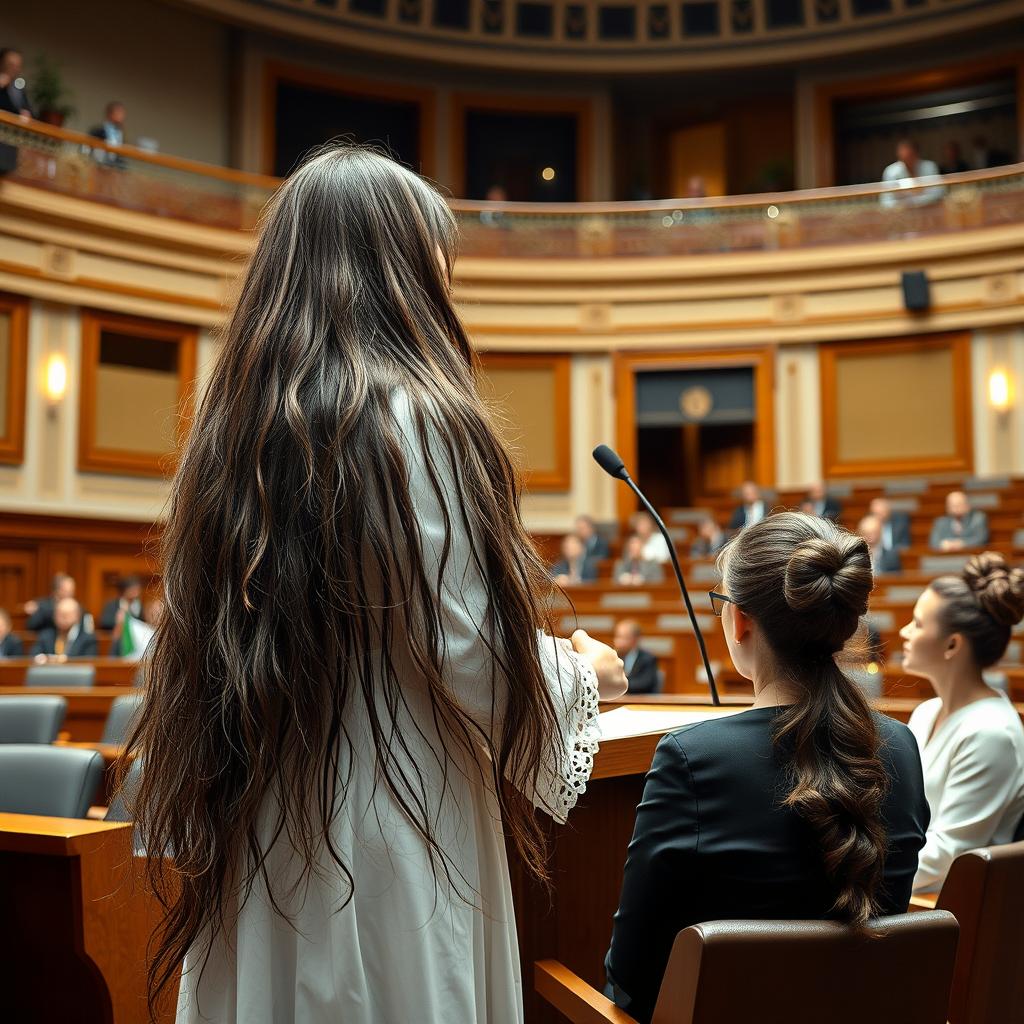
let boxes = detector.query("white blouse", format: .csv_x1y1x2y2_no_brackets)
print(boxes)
175,393,601,1024
908,693,1024,892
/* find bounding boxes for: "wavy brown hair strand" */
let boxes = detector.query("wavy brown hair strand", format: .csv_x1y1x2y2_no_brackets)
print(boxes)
719,511,889,929
119,145,563,1017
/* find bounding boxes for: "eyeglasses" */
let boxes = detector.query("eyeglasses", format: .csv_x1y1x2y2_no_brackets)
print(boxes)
709,591,736,617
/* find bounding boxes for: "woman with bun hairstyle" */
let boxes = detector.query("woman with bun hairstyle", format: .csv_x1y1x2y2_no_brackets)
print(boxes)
605,512,928,1024
901,552,1024,892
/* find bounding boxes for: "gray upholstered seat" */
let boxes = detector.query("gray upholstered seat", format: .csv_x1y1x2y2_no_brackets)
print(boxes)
100,693,144,746
105,756,142,823
0,745,104,818
24,664,96,688
0,696,67,744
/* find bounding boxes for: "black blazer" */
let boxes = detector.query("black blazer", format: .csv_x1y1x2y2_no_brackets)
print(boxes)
0,633,23,657
25,597,56,632
99,597,143,631
550,555,599,583
31,626,98,658
873,546,903,575
605,708,928,1023
625,649,660,695
882,512,912,551
583,534,610,560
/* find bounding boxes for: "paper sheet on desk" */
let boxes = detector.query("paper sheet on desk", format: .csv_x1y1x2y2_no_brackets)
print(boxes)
597,705,743,742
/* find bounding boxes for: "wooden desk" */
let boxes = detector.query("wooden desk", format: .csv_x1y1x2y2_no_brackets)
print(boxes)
0,812,172,1023
0,658,139,688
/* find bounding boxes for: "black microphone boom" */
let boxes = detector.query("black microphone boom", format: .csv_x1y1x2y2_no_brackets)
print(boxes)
592,444,721,706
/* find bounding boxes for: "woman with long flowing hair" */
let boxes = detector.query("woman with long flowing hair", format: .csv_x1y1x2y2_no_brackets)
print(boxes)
124,145,626,1023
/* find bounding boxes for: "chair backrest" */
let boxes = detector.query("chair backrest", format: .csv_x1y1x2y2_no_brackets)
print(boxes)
104,756,142,823
25,664,96,688
937,841,1024,1024
651,912,959,1024
0,745,104,818
100,693,144,746
0,695,67,744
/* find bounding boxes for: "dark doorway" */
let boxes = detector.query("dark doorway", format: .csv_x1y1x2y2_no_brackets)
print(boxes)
272,80,421,177
635,367,756,510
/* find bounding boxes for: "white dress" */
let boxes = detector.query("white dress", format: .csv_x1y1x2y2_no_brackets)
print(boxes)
175,394,601,1024
908,693,1024,892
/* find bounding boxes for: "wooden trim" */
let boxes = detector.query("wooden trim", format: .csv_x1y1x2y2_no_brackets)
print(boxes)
260,61,438,180
613,347,776,523
0,110,278,189
480,352,572,492
449,91,595,201
819,332,974,479
78,309,198,478
812,52,1024,187
534,960,638,1024
0,291,29,465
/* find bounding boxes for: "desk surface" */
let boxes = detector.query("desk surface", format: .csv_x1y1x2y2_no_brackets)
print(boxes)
0,811,130,856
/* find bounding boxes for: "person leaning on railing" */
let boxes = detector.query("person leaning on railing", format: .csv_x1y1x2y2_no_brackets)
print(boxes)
0,47,34,175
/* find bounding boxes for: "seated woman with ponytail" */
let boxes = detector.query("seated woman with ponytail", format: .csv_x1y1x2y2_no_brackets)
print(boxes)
900,552,1024,893
605,512,929,1024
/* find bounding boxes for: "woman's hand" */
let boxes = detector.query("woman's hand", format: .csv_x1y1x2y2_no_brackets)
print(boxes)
571,629,628,701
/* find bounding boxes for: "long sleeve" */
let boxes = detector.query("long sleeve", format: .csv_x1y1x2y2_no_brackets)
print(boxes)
397,394,599,825
25,599,53,632
961,511,989,547
929,517,948,549
605,732,698,1024
914,726,1022,892
98,599,119,631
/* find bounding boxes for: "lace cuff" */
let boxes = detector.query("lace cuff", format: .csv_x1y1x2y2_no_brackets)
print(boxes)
534,639,602,824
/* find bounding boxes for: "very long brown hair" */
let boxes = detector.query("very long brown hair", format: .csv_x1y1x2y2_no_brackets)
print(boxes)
122,145,561,1012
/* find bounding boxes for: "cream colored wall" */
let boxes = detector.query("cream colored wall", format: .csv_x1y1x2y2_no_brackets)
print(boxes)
4,0,231,166
774,344,822,489
0,301,218,522
972,326,1024,477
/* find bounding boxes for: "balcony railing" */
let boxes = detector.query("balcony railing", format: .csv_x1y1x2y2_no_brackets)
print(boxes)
2,111,1022,254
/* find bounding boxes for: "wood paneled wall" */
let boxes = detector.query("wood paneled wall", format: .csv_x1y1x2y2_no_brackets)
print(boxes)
0,512,158,624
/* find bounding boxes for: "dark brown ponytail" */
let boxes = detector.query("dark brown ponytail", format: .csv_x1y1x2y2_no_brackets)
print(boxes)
720,511,888,928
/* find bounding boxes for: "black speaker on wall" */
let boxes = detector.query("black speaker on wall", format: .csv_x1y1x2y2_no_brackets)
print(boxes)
901,270,931,312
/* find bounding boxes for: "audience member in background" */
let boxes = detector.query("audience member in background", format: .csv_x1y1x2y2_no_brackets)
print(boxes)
728,481,767,531
614,535,665,586
880,139,943,208
869,496,912,550
900,553,1024,892
0,47,33,175
89,100,128,167
605,513,927,1022
631,510,672,564
0,608,23,657
800,481,842,521
940,141,969,175
690,516,726,558
24,572,76,632
613,619,660,695
857,515,903,575
100,575,144,630
551,534,599,586
929,490,989,551
575,514,610,560
684,175,707,199
31,597,98,659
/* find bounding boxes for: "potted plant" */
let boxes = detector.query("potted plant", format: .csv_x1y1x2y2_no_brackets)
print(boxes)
32,55,76,127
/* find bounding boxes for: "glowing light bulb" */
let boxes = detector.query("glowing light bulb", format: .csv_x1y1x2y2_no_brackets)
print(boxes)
541,166,556,182
45,354,67,403
766,205,780,219
988,368,1012,412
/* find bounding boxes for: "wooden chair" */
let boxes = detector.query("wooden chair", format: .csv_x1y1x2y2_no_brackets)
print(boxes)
536,911,959,1024
934,841,1024,1024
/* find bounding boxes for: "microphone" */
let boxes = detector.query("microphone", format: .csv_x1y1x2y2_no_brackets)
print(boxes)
592,444,720,706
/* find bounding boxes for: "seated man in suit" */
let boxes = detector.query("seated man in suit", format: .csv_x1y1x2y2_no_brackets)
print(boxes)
800,482,842,521
574,514,610,561
868,497,912,550
0,608,23,657
613,535,666,586
857,515,902,575
929,490,989,551
23,572,76,633
31,597,98,660
728,481,767,531
689,517,726,558
100,575,144,655
613,619,660,695
551,534,599,587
